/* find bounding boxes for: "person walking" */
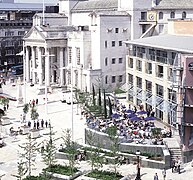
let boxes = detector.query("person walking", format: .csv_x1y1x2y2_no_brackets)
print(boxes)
45,120,48,128
154,173,159,180
162,168,166,180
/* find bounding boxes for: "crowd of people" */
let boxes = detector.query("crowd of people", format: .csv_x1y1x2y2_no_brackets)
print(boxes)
85,101,171,145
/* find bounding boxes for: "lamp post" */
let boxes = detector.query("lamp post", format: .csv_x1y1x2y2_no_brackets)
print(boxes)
135,150,141,180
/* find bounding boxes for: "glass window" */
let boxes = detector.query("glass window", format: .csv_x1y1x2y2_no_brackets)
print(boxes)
146,80,152,92
128,73,133,84
115,28,119,33
128,58,133,68
119,75,123,82
156,84,163,97
170,11,175,18
159,12,163,19
118,58,123,64
105,41,107,48
159,24,164,33
136,76,142,88
68,47,72,63
136,60,142,71
182,11,186,19
112,41,115,47
119,41,122,46
146,62,152,74
105,57,108,66
105,76,108,84
112,76,116,83
112,58,116,64
76,47,80,65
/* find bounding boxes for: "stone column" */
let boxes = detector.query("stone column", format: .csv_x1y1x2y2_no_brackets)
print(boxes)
45,47,50,86
25,46,30,82
37,47,43,86
31,46,36,84
59,47,64,86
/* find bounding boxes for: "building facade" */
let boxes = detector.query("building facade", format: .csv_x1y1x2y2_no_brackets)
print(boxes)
125,20,193,152
24,0,154,92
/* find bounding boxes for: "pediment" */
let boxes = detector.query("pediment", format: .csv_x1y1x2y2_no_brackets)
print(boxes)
24,26,45,41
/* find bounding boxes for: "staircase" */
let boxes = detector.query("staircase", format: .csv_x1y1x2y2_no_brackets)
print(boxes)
164,137,182,162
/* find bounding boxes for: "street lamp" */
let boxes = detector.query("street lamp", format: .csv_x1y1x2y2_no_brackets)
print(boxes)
135,150,141,180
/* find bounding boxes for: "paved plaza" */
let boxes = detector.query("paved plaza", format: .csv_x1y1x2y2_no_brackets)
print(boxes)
0,81,193,180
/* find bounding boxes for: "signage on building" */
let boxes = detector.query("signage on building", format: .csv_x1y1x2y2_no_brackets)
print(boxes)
147,11,157,21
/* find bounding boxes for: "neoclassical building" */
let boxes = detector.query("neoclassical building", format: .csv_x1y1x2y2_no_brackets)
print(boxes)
23,0,154,92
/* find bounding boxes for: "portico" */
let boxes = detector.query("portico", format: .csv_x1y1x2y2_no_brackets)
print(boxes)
23,26,68,88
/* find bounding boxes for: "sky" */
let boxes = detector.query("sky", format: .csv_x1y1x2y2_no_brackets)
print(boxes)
14,0,58,4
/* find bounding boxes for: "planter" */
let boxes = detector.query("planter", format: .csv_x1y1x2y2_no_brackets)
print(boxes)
46,171,82,180
30,129,40,138
1,117,10,125
20,126,30,135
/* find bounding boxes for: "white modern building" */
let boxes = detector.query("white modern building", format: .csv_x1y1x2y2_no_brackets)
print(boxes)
23,0,154,93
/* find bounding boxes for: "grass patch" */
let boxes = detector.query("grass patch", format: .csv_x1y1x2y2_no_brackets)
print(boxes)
87,170,123,180
44,164,78,176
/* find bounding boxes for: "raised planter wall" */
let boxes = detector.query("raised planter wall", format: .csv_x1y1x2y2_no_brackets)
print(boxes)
85,128,171,169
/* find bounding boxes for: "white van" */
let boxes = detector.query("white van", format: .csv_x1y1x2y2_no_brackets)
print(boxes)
66,92,77,105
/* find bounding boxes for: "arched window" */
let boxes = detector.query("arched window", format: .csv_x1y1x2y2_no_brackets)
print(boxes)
159,12,163,19
182,11,186,19
170,12,175,19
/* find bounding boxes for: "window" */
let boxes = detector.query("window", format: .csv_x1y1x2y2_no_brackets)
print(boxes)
118,58,123,64
112,41,115,47
128,73,133,84
157,65,163,78
115,28,119,33
182,11,186,19
156,84,163,97
112,76,116,83
68,47,72,63
146,80,152,92
105,41,107,48
112,58,116,64
18,31,25,36
136,60,142,71
5,31,14,36
146,62,152,74
170,11,175,18
128,58,133,68
159,12,163,19
159,24,164,33
141,12,147,21
119,41,122,46
119,75,123,82
105,76,108,84
136,77,142,88
76,47,80,65
105,57,108,66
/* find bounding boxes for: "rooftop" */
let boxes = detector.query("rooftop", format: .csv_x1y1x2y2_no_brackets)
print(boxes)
72,0,118,12
125,34,193,53
0,2,53,11
154,0,193,10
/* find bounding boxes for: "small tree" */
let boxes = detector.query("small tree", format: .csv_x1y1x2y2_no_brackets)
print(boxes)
103,89,107,119
0,97,9,110
41,122,58,179
31,107,39,121
12,159,28,180
92,84,96,106
19,134,39,177
106,125,120,177
86,130,103,171
62,129,79,175
23,103,29,122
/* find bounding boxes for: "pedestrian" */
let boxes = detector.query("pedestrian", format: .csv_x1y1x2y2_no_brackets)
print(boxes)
32,99,35,107
162,168,166,180
171,159,176,173
154,173,159,180
28,121,31,128
41,119,44,128
36,98,38,105
45,120,48,128
33,121,36,129
37,120,40,129
7,103,9,110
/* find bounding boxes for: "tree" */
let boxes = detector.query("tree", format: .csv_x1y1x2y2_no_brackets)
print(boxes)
12,159,28,180
31,107,39,121
19,134,39,177
61,129,79,175
86,130,103,171
23,103,29,122
108,97,113,118
41,122,58,179
92,84,96,106
106,125,120,177
0,97,9,111
103,89,107,119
